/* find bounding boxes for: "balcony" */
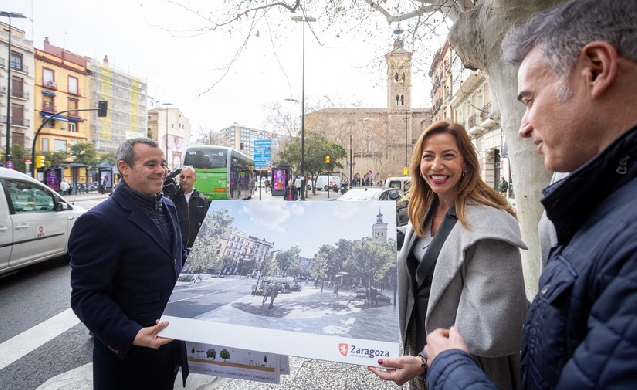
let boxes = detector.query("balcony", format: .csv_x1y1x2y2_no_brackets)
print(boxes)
11,90,30,100
10,63,28,74
479,102,499,129
42,102,56,112
10,117,30,127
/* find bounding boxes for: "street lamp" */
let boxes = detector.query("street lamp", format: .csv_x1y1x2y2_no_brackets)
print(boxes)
291,14,316,200
162,103,172,166
403,111,410,171
1,11,27,165
349,118,369,187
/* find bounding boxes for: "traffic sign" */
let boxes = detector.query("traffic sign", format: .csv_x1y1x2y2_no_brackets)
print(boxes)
253,139,272,169
5,161,13,169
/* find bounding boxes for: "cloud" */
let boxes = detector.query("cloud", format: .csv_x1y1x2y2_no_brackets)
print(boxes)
331,202,361,219
240,202,305,233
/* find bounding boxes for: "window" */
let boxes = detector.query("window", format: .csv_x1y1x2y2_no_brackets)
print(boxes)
54,139,67,152
10,51,23,71
68,76,78,95
68,98,79,116
43,68,55,88
42,138,49,152
69,122,77,132
6,180,55,213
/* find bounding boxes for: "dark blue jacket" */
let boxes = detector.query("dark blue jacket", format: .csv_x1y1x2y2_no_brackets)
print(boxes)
427,125,637,390
69,185,189,389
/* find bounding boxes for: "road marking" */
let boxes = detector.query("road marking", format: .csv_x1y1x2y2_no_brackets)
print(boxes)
0,308,80,370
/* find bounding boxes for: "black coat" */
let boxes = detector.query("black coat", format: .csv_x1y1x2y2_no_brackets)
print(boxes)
69,185,188,389
171,189,209,250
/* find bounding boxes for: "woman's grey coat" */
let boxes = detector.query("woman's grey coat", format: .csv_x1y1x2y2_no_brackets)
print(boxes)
398,202,528,388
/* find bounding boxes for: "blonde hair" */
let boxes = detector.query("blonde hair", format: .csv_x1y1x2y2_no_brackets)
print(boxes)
408,121,516,237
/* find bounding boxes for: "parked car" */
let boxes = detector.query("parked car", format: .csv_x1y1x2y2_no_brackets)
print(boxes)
385,176,412,194
0,167,86,275
336,187,409,226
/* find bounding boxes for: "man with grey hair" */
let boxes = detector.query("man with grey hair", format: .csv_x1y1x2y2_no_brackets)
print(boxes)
422,1,637,388
69,138,189,389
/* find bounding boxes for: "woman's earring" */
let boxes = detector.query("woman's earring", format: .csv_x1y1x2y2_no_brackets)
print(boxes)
462,170,466,177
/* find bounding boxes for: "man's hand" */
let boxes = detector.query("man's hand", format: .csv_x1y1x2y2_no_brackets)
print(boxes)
367,356,425,386
132,319,173,349
424,327,469,367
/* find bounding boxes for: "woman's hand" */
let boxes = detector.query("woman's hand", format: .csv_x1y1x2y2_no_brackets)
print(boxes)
368,355,425,386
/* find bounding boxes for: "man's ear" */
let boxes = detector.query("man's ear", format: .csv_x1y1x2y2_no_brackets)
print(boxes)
581,41,618,98
117,160,128,178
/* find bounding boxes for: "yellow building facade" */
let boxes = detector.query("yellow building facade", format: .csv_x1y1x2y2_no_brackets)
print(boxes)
33,39,90,184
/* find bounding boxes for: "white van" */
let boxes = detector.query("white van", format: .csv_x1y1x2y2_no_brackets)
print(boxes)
0,167,86,275
311,175,341,191
385,176,412,193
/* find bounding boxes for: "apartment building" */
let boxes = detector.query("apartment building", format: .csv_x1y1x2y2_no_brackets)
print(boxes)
0,22,35,159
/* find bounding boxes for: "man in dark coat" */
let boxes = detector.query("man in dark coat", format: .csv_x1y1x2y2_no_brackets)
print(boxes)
170,166,209,252
69,138,188,389
423,1,637,389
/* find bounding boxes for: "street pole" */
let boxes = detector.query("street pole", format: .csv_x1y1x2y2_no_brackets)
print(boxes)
404,111,409,170
1,11,26,164
349,124,353,186
291,14,316,200
162,103,172,166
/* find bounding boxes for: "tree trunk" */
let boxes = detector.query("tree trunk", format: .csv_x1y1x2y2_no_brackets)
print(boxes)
448,0,567,298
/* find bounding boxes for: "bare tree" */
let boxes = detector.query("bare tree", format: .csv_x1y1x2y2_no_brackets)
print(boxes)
166,0,567,295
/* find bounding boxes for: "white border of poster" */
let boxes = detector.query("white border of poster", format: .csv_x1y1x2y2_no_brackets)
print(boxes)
160,200,399,366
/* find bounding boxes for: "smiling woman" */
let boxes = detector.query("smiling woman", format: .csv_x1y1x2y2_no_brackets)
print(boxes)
370,121,526,390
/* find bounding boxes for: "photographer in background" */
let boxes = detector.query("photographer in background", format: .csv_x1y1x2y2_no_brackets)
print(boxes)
167,166,209,253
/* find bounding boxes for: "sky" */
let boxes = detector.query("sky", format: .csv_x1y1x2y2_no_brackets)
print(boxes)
207,200,397,258
2,0,440,138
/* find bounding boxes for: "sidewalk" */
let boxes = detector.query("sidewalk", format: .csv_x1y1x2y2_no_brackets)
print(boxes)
251,187,343,202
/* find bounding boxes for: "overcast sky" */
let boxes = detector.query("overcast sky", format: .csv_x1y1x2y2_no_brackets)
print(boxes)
206,200,397,258
4,0,440,137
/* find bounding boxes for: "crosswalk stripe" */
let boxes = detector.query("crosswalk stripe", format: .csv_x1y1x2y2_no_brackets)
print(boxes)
0,308,80,370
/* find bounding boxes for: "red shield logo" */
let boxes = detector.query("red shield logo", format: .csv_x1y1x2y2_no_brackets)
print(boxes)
338,343,348,356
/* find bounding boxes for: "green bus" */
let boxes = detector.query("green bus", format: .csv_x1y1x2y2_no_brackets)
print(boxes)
183,145,255,201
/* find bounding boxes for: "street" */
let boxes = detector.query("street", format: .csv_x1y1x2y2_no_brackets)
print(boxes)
0,189,404,390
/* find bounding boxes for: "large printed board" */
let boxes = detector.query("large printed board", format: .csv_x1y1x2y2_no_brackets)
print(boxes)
160,200,399,366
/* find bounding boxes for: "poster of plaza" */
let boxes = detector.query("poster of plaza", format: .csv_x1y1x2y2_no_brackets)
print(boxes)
160,200,400,366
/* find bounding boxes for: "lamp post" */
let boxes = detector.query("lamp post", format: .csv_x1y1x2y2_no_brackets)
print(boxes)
1,11,26,165
162,103,172,166
349,118,369,187
403,110,410,171
291,14,316,200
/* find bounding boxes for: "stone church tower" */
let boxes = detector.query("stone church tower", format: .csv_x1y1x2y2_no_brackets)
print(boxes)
372,209,389,239
386,38,416,174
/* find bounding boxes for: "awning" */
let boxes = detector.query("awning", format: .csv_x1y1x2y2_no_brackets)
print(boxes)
41,90,56,97
68,116,85,122
40,112,68,122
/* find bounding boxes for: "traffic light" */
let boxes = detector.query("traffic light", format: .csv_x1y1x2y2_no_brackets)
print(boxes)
97,101,108,117
324,155,330,163
240,142,244,150
35,155,45,168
